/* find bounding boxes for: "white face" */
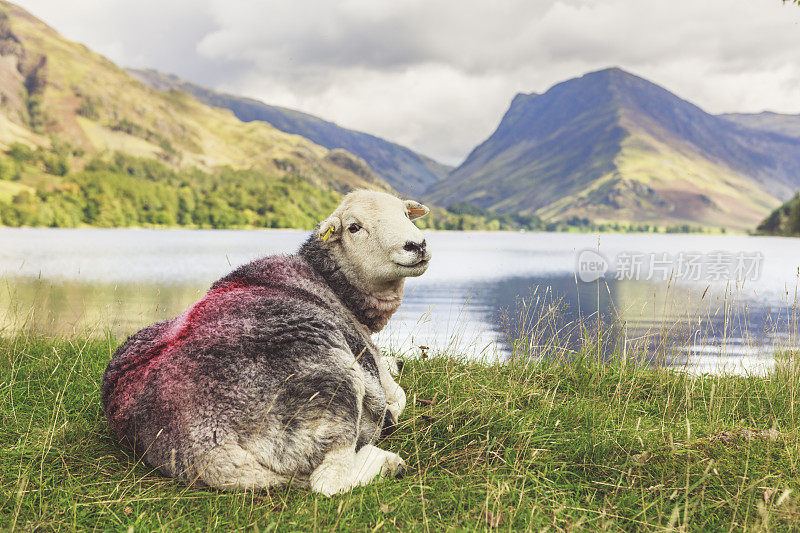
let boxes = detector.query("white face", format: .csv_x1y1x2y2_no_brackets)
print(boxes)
318,190,431,291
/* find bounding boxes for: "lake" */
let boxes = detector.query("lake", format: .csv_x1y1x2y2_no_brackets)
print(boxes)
1,228,798,374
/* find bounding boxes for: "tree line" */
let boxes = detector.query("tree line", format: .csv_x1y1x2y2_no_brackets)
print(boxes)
0,145,341,229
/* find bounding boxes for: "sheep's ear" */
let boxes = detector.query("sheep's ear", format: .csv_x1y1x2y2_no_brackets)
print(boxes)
405,200,430,220
317,216,342,243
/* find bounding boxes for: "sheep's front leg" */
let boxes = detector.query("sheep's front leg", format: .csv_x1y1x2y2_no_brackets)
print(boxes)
384,383,406,421
309,444,356,496
310,444,405,496
351,445,405,485
378,355,407,420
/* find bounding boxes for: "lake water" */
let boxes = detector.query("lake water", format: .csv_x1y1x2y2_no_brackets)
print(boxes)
1,228,798,374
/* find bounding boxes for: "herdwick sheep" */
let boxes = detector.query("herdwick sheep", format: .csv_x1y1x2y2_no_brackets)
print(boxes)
101,190,431,496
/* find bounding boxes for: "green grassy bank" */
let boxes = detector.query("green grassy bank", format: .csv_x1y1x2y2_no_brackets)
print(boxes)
2,336,800,531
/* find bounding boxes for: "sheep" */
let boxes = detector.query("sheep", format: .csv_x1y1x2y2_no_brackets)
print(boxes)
101,190,431,496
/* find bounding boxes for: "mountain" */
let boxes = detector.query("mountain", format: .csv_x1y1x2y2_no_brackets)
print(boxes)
427,68,800,230
720,112,800,140
129,69,451,196
0,1,394,229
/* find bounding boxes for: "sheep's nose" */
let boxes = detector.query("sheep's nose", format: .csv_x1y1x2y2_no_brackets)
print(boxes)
403,239,426,254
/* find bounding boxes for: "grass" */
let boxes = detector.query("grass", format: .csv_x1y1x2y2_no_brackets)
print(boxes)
3,334,800,531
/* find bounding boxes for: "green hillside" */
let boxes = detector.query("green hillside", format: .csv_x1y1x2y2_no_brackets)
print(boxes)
758,192,800,236
427,68,800,231
129,69,452,196
0,149,343,228
0,1,393,229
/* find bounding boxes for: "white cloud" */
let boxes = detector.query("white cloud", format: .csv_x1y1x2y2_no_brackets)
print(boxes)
13,0,800,165
224,64,515,164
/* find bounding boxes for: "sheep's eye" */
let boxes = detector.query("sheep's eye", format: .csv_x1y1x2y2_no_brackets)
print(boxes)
348,223,361,234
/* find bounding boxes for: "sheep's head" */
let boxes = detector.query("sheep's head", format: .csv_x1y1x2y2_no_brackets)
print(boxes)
317,190,431,293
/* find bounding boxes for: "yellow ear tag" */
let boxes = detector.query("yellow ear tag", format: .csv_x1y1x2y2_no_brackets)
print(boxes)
408,208,426,216
320,226,334,242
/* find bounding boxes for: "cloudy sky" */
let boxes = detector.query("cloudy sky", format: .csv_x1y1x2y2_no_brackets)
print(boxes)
14,0,800,165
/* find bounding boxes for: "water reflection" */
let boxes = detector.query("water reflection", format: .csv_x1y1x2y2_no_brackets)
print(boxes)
0,277,205,337
488,275,798,373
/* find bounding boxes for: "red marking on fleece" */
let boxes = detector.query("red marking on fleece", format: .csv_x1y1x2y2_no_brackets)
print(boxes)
107,257,313,435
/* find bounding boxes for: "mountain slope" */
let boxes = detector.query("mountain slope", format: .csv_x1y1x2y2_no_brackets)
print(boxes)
0,0,387,197
427,68,800,230
129,69,451,196
757,192,800,236
720,112,800,140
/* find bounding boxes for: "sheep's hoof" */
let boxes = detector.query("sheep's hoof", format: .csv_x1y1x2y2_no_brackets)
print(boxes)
380,453,406,479
393,462,407,479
